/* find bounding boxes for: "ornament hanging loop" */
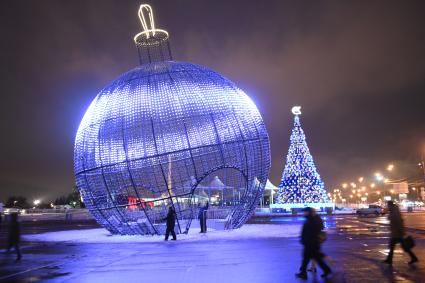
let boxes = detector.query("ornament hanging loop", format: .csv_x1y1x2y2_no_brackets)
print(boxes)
134,4,169,45
138,4,156,39
133,4,172,64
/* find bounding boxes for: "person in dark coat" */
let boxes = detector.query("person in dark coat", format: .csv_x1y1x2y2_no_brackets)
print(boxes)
164,206,177,241
7,213,22,261
383,201,418,264
0,202,3,231
308,210,332,273
198,201,209,233
296,207,331,280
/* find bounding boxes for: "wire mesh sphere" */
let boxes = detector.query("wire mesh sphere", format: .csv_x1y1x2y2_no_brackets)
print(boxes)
74,61,271,235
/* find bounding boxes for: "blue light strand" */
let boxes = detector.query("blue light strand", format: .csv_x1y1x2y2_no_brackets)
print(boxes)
74,61,271,235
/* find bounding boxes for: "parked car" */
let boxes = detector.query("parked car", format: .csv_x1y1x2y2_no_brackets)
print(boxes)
356,205,386,216
52,205,72,210
334,206,356,214
3,208,24,215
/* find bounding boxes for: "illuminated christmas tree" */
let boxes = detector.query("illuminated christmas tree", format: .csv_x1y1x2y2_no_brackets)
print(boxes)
276,107,331,206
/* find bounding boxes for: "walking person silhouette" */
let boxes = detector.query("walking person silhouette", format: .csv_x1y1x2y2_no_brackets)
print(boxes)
164,206,177,241
7,213,22,261
296,207,331,280
198,201,209,233
383,201,418,265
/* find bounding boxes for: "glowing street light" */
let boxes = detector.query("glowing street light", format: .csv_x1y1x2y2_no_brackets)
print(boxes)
33,199,41,206
342,183,348,189
370,183,376,188
358,177,364,182
375,172,384,181
350,182,357,188
387,164,394,171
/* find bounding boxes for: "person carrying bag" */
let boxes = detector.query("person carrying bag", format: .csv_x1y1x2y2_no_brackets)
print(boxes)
383,201,418,265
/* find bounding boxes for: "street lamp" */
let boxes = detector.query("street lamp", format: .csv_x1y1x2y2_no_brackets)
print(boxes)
33,199,40,206
370,183,376,188
375,172,384,181
387,164,394,171
358,177,364,183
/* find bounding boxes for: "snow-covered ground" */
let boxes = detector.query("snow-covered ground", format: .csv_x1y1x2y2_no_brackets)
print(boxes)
24,224,302,243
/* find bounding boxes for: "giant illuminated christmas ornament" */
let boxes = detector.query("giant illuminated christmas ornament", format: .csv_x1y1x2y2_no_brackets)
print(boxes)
74,4,270,235
272,107,333,211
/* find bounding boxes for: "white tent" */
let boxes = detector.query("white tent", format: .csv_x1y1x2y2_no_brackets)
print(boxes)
262,179,279,206
209,176,232,190
208,176,235,206
265,179,279,191
181,176,209,203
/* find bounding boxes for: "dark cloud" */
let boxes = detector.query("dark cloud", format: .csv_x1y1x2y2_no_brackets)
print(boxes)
0,0,424,201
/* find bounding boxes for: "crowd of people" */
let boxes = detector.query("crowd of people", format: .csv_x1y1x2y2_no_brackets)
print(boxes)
295,201,419,280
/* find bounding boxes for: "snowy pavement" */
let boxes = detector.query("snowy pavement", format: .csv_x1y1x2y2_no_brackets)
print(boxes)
23,224,302,244
2,216,425,283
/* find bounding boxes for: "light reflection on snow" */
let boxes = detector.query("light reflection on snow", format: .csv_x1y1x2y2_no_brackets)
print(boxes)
24,224,302,244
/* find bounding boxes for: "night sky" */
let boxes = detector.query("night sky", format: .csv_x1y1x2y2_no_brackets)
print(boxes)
1,1,424,201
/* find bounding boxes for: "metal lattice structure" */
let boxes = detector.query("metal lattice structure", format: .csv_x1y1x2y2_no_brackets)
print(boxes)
74,4,271,235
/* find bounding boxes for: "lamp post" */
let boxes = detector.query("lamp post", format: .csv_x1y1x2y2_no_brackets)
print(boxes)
33,199,40,206
419,154,425,184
